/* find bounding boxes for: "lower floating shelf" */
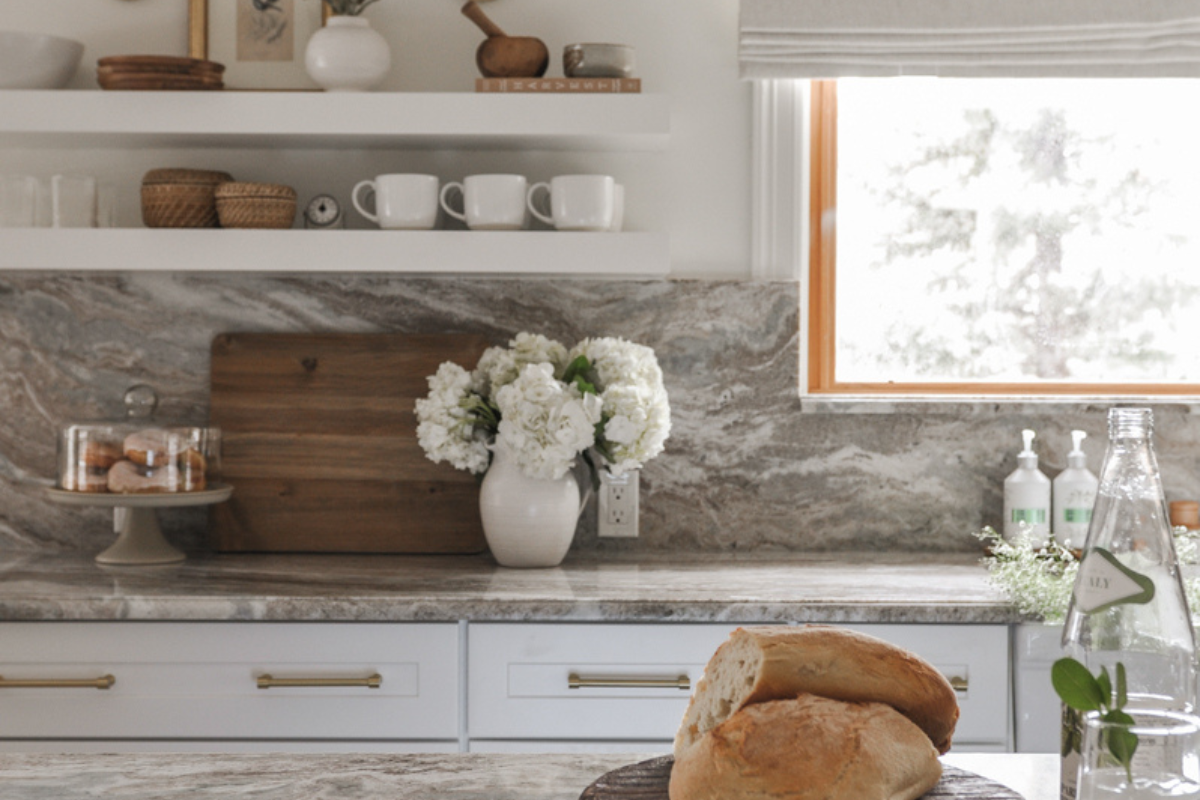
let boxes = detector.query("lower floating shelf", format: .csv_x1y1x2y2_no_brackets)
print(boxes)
0,229,670,276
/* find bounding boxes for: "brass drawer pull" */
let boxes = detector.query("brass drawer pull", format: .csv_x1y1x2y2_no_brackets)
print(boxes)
0,674,115,690
256,673,382,690
949,676,968,693
568,673,691,691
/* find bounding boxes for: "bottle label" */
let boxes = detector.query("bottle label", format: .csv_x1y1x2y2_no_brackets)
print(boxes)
1012,508,1048,523
1063,508,1092,524
1073,547,1156,614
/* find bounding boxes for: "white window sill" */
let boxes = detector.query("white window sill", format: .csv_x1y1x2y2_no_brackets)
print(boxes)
798,395,1200,415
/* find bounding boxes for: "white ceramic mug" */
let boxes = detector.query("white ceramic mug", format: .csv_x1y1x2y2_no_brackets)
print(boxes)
51,173,97,228
439,174,528,231
352,174,439,230
527,174,615,232
0,175,37,228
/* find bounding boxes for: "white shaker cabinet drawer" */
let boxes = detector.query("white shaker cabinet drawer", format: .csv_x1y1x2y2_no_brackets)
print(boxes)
840,623,1010,750
468,623,734,741
0,622,459,741
468,622,1009,751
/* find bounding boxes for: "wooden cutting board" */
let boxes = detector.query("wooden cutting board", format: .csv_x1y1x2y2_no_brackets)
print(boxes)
579,757,1023,800
208,332,491,554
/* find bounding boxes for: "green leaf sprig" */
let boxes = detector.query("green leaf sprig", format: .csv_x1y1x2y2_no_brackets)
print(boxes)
1052,657,1138,781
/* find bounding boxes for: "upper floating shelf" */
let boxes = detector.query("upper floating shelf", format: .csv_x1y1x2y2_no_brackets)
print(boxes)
0,91,671,151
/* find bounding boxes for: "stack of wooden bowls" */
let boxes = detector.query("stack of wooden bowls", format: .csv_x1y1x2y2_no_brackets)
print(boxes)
141,168,234,228
214,182,298,229
97,56,224,91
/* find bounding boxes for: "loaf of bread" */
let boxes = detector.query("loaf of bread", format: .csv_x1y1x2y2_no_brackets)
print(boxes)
674,625,959,756
669,693,942,800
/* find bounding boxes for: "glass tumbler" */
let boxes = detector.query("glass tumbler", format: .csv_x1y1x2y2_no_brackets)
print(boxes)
0,175,37,227
51,173,97,228
1078,709,1200,799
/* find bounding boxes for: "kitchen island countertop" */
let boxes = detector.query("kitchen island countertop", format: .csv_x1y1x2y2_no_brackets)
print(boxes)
0,753,1060,800
0,752,1056,800
0,550,1019,623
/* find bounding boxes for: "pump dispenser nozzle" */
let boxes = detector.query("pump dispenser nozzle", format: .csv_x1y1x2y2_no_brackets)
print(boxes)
1017,429,1039,469
1067,430,1088,469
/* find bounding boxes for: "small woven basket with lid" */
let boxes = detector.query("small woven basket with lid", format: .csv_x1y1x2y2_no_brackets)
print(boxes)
141,168,233,228
214,182,297,229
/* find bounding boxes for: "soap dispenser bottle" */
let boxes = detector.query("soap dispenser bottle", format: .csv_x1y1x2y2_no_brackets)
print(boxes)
1052,429,1098,551
1003,428,1051,542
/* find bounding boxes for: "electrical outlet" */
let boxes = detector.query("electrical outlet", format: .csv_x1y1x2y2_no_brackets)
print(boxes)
598,469,639,538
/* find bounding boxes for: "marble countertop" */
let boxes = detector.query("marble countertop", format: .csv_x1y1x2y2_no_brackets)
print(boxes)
0,550,1020,623
0,752,1056,800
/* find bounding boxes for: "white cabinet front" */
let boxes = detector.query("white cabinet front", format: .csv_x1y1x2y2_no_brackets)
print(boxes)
468,622,1011,753
468,623,734,743
0,622,459,742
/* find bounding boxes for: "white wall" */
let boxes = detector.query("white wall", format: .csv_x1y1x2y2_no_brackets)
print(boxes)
0,0,752,278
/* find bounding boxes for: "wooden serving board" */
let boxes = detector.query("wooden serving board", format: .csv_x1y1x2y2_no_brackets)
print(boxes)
208,332,491,554
579,756,1023,800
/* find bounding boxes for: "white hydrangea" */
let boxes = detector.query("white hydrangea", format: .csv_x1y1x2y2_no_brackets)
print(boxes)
568,337,671,476
596,382,671,475
473,332,569,397
414,361,489,474
415,332,670,483
494,362,603,480
570,337,665,394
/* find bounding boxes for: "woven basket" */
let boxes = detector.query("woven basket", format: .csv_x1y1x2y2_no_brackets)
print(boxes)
214,182,297,230
142,168,232,187
140,169,233,228
141,183,223,228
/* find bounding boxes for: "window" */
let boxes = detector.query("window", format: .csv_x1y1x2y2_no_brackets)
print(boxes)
804,78,1200,397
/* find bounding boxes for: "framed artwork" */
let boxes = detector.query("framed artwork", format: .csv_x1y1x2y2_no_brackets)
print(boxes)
188,0,330,90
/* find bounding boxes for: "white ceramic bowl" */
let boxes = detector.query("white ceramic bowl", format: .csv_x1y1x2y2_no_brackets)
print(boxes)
0,30,84,89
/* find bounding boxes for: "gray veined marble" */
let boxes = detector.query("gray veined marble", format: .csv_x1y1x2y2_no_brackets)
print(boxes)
0,752,651,800
0,551,1018,622
0,753,1059,800
3,273,1200,559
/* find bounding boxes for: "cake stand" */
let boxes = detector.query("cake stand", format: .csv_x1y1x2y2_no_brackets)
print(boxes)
45,484,233,565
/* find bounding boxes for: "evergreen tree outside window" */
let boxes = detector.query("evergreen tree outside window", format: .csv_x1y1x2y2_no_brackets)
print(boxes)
813,79,1200,395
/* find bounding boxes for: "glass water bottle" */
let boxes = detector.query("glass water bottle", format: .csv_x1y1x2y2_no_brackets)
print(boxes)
1059,407,1197,800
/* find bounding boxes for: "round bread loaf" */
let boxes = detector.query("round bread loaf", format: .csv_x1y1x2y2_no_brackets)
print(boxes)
669,693,942,800
674,625,959,756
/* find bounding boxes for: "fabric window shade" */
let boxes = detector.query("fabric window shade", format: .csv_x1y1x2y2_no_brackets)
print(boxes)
739,0,1200,79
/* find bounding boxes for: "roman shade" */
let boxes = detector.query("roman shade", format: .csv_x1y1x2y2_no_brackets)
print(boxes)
739,0,1200,79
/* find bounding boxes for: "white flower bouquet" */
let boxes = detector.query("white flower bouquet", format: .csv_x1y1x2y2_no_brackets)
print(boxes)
415,332,671,482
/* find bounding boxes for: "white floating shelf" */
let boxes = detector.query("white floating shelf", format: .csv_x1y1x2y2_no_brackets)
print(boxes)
0,91,670,151
0,229,670,276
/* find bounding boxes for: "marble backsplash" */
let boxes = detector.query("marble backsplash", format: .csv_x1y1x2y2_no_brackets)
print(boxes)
3,272,1200,556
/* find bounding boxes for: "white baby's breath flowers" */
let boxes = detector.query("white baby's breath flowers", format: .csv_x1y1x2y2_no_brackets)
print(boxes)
977,526,1200,623
978,527,1079,623
414,361,491,474
494,363,602,480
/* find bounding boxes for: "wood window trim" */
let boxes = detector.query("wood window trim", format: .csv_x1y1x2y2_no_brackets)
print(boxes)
805,79,1200,397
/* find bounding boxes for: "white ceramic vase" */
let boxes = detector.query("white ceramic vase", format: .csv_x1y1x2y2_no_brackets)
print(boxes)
304,16,391,92
479,440,588,569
